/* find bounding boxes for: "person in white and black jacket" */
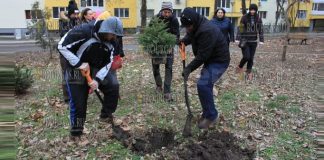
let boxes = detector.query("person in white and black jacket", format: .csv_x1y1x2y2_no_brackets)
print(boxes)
57,17,124,137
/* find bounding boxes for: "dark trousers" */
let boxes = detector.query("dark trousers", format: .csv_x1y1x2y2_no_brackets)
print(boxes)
152,53,174,94
239,42,258,73
64,68,119,136
197,62,229,121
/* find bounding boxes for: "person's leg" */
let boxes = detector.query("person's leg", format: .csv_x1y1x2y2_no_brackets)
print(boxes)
164,52,174,100
238,44,251,69
99,70,119,120
152,59,162,92
246,42,258,73
197,63,229,128
64,69,88,136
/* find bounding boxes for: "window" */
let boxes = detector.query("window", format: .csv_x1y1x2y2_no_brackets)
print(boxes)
25,10,42,19
297,10,307,19
217,0,230,8
259,11,267,19
193,7,209,17
114,8,129,18
81,0,104,7
147,9,154,18
313,3,324,11
25,10,31,19
52,7,67,19
173,9,182,17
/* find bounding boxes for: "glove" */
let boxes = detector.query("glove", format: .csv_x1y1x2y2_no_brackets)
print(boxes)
259,42,264,45
78,62,89,71
89,80,99,91
111,55,123,70
182,67,191,81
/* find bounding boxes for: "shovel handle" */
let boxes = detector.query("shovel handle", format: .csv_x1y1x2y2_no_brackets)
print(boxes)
179,42,186,61
81,69,93,84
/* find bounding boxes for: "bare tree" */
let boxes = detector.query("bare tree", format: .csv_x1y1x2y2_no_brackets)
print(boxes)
242,0,247,15
140,0,147,28
278,0,300,61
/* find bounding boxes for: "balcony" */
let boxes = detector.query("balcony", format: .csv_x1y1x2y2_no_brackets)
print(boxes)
312,10,324,15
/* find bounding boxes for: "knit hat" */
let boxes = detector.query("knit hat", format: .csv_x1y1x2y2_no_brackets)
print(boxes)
161,2,173,12
68,0,79,16
249,4,258,12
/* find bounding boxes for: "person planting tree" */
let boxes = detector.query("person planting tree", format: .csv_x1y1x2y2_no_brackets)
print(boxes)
179,7,230,129
57,17,124,137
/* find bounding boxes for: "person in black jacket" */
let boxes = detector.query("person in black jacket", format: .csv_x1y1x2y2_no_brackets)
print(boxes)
57,17,124,137
151,2,180,102
180,8,230,129
236,4,264,80
210,8,234,46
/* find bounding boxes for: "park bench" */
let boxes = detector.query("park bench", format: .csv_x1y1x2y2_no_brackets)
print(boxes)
286,33,311,45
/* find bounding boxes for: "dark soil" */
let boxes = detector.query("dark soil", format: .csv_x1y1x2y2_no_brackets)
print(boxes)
131,127,175,154
177,131,255,160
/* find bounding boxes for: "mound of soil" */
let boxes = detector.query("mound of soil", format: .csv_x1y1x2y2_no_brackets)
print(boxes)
177,131,255,160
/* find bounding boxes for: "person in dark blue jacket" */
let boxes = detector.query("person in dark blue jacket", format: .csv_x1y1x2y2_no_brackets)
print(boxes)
210,8,234,46
180,8,230,129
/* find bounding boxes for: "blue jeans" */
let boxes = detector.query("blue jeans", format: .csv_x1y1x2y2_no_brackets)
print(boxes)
197,62,229,121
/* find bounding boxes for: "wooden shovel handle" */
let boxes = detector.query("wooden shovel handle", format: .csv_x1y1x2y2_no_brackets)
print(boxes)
179,42,186,61
81,69,93,84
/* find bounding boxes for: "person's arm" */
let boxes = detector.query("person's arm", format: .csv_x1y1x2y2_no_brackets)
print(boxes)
113,36,124,57
258,16,264,42
236,16,247,41
95,49,114,83
186,32,215,72
57,27,89,68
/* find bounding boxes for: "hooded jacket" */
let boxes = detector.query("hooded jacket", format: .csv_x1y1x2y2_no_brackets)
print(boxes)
237,4,264,42
57,19,123,83
181,8,230,72
210,17,234,43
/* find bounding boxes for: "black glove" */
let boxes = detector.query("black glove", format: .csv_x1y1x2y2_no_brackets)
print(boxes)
182,67,191,81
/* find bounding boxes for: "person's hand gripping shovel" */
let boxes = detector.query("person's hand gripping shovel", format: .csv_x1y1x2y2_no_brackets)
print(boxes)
180,43,193,137
80,68,104,104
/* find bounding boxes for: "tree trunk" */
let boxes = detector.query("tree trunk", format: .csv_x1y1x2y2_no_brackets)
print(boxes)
140,0,147,29
242,0,247,15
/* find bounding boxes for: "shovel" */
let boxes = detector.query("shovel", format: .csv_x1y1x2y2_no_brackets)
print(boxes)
81,69,104,104
179,43,193,137
81,68,131,144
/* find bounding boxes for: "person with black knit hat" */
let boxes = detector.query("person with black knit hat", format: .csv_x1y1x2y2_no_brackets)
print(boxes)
236,3,264,81
211,8,235,46
179,7,230,129
150,1,180,102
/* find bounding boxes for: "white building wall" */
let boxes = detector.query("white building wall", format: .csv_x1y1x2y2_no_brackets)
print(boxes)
0,0,44,29
258,0,285,25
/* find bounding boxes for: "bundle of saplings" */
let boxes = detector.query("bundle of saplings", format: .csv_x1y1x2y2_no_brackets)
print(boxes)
139,17,176,64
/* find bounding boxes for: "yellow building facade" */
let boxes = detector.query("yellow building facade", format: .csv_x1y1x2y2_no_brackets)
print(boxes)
44,0,324,30
45,0,138,30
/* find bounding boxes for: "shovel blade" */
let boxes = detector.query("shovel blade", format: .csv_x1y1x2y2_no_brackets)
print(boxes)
182,114,193,137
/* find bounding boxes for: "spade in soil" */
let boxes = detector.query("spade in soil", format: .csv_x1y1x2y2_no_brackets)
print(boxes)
180,43,193,137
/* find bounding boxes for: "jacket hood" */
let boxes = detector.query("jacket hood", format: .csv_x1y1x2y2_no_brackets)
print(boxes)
180,7,205,32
